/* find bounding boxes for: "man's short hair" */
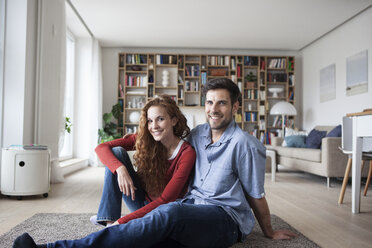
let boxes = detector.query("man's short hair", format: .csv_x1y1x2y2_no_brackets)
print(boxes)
202,78,241,104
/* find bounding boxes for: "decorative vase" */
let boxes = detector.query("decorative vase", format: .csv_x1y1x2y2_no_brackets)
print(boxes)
129,111,140,123
162,70,169,87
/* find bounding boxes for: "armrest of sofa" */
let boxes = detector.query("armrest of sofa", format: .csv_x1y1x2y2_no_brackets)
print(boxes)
321,137,347,176
271,137,283,146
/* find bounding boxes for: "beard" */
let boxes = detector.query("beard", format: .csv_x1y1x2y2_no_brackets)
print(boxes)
207,113,233,131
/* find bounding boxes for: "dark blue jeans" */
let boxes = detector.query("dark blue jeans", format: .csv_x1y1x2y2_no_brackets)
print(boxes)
96,147,148,224
47,201,240,248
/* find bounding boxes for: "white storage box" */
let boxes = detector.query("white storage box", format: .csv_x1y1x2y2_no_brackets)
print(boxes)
1,148,51,199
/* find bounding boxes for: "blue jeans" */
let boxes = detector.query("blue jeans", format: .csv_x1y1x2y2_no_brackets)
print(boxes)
47,201,240,248
96,147,148,224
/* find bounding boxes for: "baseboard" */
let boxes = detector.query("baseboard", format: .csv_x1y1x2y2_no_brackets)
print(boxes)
60,158,89,176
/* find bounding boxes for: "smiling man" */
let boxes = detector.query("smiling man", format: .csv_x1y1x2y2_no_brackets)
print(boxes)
14,78,295,248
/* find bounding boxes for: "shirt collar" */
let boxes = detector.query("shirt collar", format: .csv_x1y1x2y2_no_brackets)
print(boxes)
202,120,237,146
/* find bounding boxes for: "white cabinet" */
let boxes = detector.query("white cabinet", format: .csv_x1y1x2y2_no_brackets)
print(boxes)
1,148,51,199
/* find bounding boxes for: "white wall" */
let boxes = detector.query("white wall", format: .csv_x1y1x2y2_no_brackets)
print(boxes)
301,7,372,131
102,47,301,128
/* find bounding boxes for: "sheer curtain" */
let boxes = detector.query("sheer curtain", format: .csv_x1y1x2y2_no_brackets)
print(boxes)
73,38,102,166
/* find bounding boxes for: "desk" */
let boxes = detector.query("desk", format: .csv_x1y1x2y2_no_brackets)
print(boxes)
347,110,372,213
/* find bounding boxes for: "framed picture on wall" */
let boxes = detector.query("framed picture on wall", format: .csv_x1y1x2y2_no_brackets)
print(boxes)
320,63,336,102
346,50,368,96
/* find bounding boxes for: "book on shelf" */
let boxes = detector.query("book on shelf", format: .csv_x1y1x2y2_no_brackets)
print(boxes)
244,89,257,99
231,75,236,83
125,75,148,87
224,56,229,66
119,84,124,97
178,74,184,84
231,58,236,70
259,91,266,100
201,72,207,85
265,132,277,145
260,60,265,70
288,59,294,71
268,58,286,69
272,115,282,127
185,65,200,77
185,81,190,91
260,132,265,143
258,105,265,116
248,129,258,137
237,65,242,77
201,96,205,106
209,55,229,66
179,88,184,98
288,91,294,100
259,119,266,130
289,74,295,86
126,54,146,64
237,81,242,92
189,81,199,91
235,113,242,122
156,54,176,65
244,112,258,122
119,55,125,67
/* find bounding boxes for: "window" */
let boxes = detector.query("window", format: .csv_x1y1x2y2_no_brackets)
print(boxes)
60,30,75,160
0,0,5,150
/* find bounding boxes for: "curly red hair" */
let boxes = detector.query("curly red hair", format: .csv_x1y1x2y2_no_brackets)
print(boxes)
134,95,190,196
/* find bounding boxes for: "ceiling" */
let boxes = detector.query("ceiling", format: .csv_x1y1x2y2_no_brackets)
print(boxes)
66,0,372,51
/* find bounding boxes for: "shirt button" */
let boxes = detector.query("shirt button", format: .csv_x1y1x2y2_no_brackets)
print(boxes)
201,179,203,181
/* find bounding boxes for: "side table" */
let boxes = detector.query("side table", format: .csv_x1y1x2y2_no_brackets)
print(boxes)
266,149,276,182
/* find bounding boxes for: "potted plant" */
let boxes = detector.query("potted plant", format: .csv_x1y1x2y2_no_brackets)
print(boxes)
65,117,72,134
98,103,122,144
245,72,257,82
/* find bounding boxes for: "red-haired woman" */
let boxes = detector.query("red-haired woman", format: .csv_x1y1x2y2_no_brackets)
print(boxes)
91,95,195,226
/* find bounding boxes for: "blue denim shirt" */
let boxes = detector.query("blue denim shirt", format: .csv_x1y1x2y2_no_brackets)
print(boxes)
185,120,266,235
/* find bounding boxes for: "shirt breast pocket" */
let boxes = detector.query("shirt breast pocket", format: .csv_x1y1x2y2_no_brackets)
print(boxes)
205,163,235,194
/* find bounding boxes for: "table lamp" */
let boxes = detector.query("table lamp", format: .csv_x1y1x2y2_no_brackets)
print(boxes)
270,101,297,137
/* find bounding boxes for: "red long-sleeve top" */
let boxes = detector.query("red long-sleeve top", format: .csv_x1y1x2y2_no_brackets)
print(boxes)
95,134,196,224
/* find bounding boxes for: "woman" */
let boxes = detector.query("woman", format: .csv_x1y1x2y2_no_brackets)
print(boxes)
13,95,196,247
90,95,196,226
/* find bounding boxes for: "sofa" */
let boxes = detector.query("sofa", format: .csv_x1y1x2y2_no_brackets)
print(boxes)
265,126,350,187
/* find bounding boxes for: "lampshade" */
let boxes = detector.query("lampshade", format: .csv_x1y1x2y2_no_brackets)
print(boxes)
270,101,297,116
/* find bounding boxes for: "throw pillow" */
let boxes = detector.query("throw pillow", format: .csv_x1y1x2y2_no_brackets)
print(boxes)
282,127,307,147
306,129,327,149
326,125,341,137
284,135,306,148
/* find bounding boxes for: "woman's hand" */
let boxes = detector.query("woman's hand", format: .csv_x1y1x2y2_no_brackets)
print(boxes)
116,165,137,200
110,221,120,226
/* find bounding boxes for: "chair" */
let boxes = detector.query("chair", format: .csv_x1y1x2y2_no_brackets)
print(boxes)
338,116,372,204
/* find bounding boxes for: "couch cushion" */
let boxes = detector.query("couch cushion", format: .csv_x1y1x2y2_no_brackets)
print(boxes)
326,125,341,137
306,129,327,149
266,146,322,163
271,146,293,157
284,135,306,148
291,148,322,162
282,127,307,146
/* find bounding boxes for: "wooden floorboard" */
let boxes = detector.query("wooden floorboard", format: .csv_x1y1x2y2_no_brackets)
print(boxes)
0,167,371,248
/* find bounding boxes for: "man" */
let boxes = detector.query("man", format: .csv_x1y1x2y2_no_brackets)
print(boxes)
14,78,295,248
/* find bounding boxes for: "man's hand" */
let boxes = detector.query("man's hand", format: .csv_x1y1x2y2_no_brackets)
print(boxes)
116,165,137,200
269,229,296,240
246,196,296,240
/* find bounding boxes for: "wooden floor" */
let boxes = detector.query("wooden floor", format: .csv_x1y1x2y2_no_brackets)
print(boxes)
1,167,371,248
